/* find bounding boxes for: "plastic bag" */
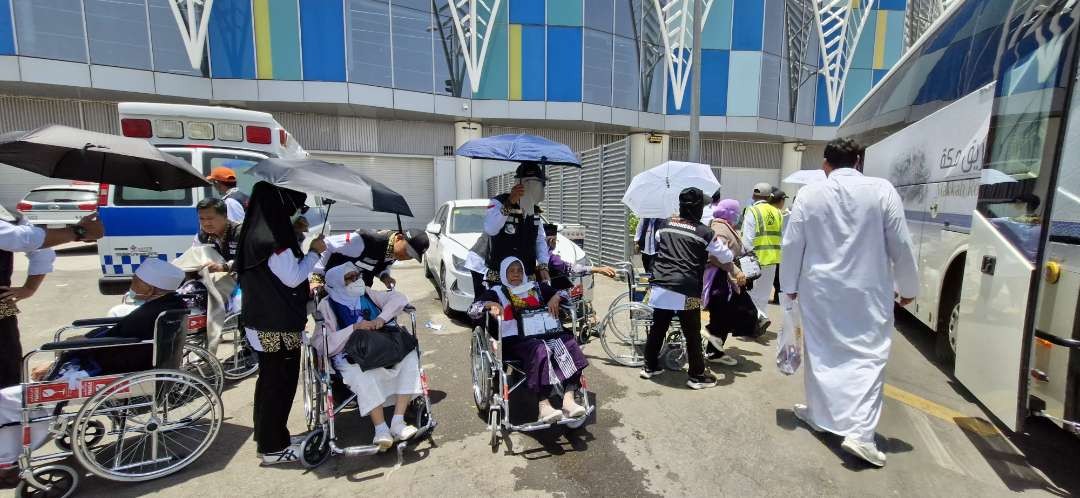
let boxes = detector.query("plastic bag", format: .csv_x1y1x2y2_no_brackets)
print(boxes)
776,294,803,375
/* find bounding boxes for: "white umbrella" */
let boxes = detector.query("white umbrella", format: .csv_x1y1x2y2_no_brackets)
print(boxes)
621,161,720,218
783,169,827,185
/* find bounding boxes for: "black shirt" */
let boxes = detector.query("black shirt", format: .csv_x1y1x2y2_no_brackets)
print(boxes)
650,218,715,297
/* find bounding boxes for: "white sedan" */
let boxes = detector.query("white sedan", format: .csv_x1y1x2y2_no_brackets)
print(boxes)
424,199,592,315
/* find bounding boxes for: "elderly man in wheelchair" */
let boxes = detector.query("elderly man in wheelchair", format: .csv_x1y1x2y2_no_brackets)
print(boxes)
0,258,222,496
311,262,424,451
470,256,590,424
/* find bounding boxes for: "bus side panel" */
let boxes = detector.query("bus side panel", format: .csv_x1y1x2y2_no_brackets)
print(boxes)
915,179,978,327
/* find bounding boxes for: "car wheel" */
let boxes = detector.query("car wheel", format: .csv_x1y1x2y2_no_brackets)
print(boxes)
424,259,433,279
441,266,454,317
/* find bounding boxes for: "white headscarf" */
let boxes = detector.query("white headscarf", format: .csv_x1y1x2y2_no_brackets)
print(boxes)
135,259,185,291
325,263,366,308
498,256,534,297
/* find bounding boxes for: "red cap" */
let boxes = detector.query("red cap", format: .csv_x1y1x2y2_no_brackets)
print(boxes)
206,167,237,183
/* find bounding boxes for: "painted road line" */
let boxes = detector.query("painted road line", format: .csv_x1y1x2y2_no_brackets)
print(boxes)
905,405,969,476
884,384,1000,437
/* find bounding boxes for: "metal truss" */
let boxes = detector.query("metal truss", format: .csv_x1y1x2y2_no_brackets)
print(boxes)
168,0,214,71
652,0,715,110
636,0,666,111
905,0,948,49
446,0,503,94
784,0,816,121
434,0,468,96
813,0,876,122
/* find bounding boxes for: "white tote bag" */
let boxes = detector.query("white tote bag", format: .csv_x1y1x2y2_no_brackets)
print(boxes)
738,252,762,280
776,294,803,375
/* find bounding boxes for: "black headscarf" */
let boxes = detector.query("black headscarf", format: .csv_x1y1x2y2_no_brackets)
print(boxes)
235,181,307,273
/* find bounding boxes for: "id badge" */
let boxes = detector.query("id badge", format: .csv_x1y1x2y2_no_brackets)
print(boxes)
521,310,559,336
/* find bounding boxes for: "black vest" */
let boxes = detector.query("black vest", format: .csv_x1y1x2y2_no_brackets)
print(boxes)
197,221,241,262
485,194,541,278
1,220,15,288
223,189,250,208
239,250,309,332
325,230,392,287
650,218,715,297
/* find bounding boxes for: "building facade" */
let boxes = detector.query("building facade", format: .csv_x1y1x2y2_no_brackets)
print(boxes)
0,0,920,228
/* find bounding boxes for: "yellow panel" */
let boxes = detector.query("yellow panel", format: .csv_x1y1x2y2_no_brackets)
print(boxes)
508,24,522,101
873,10,888,69
254,0,273,79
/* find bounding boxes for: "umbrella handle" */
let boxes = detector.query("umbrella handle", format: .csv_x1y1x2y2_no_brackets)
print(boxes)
318,203,333,237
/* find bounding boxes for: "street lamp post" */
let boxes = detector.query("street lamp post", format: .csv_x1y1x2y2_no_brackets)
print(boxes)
688,0,703,163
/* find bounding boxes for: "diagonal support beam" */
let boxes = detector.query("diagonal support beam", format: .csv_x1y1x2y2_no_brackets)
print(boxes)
653,0,715,110
168,0,214,71
813,0,876,122
446,0,503,93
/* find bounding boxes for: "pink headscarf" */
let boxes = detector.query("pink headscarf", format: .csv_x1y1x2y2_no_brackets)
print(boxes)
712,199,741,225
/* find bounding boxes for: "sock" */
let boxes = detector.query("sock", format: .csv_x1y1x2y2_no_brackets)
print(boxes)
391,415,405,429
374,422,390,435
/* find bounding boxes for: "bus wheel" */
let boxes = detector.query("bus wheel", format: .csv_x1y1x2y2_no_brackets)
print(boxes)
935,298,959,367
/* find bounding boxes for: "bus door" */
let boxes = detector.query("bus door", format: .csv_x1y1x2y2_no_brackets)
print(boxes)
954,0,1079,432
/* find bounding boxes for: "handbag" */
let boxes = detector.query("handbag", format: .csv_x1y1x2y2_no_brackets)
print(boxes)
343,324,419,371
738,251,762,281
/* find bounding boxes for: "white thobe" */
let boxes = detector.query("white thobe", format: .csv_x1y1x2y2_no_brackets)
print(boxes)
779,168,918,443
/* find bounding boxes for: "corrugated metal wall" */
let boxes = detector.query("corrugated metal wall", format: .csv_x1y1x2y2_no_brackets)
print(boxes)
800,143,827,169
483,125,626,152
486,138,630,266
274,113,454,156
668,137,784,170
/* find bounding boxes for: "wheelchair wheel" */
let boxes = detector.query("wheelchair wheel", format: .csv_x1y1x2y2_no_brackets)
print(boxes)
15,465,79,498
405,395,433,431
72,371,223,482
303,348,325,432
470,327,494,415
220,336,258,381
299,428,331,469
56,419,105,452
488,409,500,453
182,344,224,394
598,302,652,367
658,340,687,371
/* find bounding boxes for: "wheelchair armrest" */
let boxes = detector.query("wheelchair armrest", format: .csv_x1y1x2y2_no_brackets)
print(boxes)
71,317,123,327
403,304,416,314
40,336,145,352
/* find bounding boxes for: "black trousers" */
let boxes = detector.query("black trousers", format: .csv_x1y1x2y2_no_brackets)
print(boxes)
470,271,487,301
645,308,704,376
253,347,301,454
0,316,21,388
641,253,656,274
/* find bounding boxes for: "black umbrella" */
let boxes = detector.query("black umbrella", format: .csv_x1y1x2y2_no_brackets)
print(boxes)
0,124,207,190
245,158,413,231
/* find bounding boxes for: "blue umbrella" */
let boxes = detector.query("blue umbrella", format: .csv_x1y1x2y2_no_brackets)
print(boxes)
455,134,581,167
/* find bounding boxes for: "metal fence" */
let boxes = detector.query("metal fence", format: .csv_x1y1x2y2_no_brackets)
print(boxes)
486,138,631,266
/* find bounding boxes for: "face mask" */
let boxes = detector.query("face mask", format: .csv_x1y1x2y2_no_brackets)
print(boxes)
290,213,304,225
519,178,545,214
123,290,146,306
343,278,366,299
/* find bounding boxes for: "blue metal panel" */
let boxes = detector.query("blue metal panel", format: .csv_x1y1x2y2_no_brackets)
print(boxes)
510,0,545,24
0,0,12,55
667,49,689,114
701,49,728,115
815,74,840,125
521,25,546,100
877,0,905,11
209,0,257,78
300,0,346,81
731,0,763,51
547,26,582,101
98,207,200,237
727,51,761,116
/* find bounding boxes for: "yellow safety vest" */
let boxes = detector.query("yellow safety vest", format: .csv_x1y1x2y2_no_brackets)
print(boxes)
748,203,783,266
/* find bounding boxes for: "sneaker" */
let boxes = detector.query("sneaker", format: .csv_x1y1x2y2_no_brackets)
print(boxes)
259,445,300,466
705,350,738,366
703,331,726,351
792,404,823,432
639,368,665,379
841,437,886,467
391,423,418,442
686,372,718,390
562,400,587,419
754,317,772,337
373,429,394,451
539,404,563,424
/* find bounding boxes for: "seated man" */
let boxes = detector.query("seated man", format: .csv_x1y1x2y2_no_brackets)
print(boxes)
34,259,187,379
312,263,421,450
469,256,589,424
194,198,241,274
543,223,616,290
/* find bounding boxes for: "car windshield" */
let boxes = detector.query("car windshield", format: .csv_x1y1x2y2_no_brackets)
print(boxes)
449,206,486,234
24,189,96,203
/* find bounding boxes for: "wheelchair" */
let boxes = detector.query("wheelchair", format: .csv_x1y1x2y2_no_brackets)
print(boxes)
553,270,597,344
470,313,595,453
297,300,436,468
178,280,258,382
597,263,704,370
13,309,223,498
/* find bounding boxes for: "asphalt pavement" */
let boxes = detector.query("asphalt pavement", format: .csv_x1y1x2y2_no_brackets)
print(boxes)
9,244,1079,497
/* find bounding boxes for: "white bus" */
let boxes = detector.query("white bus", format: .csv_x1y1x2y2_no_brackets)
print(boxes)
96,103,312,294
839,0,1079,435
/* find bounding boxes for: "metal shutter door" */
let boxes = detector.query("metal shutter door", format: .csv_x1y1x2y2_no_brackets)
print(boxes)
310,153,435,232
598,140,629,266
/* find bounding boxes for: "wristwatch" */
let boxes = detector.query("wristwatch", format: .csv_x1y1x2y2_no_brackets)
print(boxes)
71,224,87,241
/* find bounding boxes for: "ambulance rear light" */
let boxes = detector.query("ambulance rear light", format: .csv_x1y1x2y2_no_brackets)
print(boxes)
98,183,109,206
187,121,214,140
120,118,152,138
246,125,271,144
153,120,184,139
279,129,287,146
217,123,243,142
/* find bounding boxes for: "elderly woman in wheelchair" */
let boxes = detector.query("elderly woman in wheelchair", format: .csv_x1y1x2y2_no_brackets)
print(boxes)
312,263,422,450
469,256,589,423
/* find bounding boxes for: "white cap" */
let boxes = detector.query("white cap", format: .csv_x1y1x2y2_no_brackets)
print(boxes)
135,258,185,291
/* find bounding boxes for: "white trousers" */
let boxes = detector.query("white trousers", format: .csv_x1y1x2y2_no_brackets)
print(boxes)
748,264,777,318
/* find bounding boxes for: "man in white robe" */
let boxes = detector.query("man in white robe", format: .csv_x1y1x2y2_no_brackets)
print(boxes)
779,138,918,467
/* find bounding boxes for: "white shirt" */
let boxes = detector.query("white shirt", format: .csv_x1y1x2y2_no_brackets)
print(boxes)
245,249,320,351
0,218,55,276
223,189,245,223
468,197,550,274
633,218,659,255
313,231,392,279
648,234,733,310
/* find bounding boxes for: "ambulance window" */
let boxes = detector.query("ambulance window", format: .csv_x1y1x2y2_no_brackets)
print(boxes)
114,186,192,206
204,152,263,198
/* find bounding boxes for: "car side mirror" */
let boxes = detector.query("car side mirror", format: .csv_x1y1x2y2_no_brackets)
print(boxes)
427,222,442,234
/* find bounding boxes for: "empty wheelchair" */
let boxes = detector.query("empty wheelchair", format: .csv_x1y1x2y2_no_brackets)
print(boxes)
553,269,598,344
178,281,257,382
297,301,436,468
470,313,594,453
13,309,223,498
